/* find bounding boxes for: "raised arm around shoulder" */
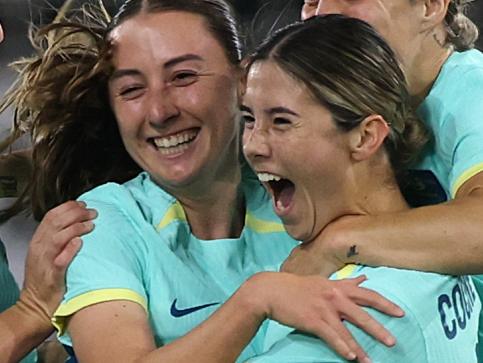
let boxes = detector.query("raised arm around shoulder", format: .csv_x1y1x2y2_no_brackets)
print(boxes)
283,171,483,276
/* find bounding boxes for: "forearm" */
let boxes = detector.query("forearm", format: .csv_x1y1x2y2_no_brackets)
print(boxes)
339,193,483,274
0,295,53,363
71,275,268,363
144,279,264,363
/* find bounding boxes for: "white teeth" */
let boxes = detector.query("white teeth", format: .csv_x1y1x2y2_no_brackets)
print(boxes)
153,131,197,149
158,143,190,155
257,173,282,182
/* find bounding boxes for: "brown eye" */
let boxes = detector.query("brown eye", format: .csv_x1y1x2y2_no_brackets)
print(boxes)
273,117,292,126
118,86,145,100
171,71,199,87
241,113,255,129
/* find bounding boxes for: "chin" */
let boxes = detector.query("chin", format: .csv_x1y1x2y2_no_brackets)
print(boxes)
284,224,313,243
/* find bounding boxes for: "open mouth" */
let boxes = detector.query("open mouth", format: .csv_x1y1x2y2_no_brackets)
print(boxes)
151,128,200,155
257,172,295,214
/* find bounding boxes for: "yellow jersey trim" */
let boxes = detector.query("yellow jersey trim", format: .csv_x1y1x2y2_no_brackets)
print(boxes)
335,264,358,280
52,288,147,335
155,203,285,234
156,202,187,231
452,163,483,198
245,213,286,233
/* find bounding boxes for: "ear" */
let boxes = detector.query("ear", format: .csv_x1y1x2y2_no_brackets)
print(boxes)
422,0,450,30
349,115,390,161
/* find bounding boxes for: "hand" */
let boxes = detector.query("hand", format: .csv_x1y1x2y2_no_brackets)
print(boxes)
246,272,404,362
282,215,372,277
18,201,97,323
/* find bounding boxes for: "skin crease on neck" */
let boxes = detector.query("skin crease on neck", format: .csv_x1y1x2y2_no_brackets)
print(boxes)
242,61,409,243
108,11,245,240
302,0,452,107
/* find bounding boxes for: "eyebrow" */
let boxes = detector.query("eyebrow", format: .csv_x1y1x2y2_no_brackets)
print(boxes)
164,54,204,69
109,54,205,83
240,105,300,117
266,107,300,117
110,69,141,82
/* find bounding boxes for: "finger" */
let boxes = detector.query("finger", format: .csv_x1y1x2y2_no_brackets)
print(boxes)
46,203,97,231
350,287,404,317
324,313,372,362
340,301,397,347
345,275,367,286
53,221,94,250
308,320,358,361
53,237,82,269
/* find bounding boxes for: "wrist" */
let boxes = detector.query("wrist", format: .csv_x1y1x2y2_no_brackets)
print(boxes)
16,289,54,334
237,272,276,322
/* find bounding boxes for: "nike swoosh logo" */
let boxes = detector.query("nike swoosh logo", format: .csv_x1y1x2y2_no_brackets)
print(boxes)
170,299,220,318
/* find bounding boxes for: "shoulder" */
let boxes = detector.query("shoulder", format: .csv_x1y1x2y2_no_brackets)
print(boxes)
79,172,177,228
430,50,483,102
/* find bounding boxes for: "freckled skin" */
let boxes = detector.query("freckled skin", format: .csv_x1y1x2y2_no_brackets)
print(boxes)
243,61,353,242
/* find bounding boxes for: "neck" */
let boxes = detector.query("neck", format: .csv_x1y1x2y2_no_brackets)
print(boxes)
403,28,452,107
171,145,245,240
178,171,245,240
324,163,410,232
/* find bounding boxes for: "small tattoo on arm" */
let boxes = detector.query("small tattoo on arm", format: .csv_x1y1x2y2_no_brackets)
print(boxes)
347,245,359,258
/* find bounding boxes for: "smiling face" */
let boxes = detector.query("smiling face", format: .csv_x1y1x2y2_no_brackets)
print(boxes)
108,11,240,193
301,0,422,67
242,61,354,242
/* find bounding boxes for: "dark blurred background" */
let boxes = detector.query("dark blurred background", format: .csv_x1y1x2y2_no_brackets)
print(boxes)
1,0,482,80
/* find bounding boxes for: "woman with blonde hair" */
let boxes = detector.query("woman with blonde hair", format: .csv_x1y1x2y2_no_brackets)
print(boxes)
294,1,483,358
243,14,480,362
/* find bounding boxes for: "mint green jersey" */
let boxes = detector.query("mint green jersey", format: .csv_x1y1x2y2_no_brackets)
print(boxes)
416,49,483,360
53,169,298,362
248,265,480,363
0,240,19,313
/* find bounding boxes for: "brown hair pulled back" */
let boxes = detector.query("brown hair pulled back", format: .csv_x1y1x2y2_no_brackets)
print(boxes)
0,0,241,221
246,15,429,186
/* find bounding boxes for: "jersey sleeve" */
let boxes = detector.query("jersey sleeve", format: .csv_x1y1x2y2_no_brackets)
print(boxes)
53,183,149,342
439,67,483,197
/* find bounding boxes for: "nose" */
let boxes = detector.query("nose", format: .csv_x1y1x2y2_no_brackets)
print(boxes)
315,0,344,16
146,88,179,128
243,126,271,163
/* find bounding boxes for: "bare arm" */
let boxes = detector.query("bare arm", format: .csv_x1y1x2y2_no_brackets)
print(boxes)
283,171,483,276
0,201,95,362
68,273,403,363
